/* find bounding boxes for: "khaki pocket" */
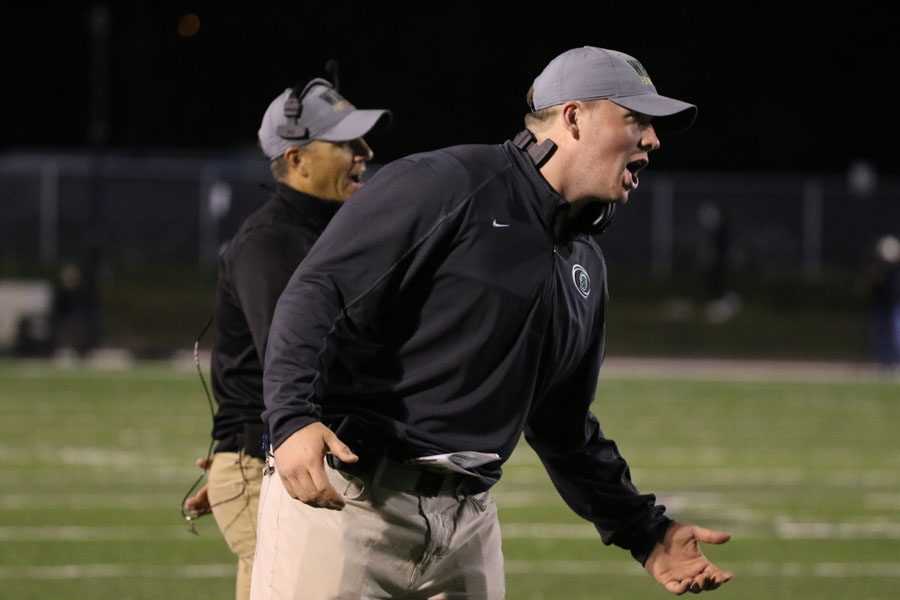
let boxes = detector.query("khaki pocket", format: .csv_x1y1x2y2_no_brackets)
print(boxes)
326,465,368,501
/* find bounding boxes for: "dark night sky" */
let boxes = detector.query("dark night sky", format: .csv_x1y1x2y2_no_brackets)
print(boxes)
3,1,898,174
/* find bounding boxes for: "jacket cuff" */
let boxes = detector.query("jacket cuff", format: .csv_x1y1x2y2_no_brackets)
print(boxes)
268,413,321,450
627,517,673,566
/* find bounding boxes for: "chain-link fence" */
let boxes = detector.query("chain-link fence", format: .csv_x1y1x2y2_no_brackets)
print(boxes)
1,151,897,356
3,152,897,274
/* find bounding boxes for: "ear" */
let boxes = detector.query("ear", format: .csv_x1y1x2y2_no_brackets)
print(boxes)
284,146,308,177
560,102,581,140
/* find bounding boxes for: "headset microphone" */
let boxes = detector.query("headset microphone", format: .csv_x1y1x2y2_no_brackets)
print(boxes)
325,59,340,92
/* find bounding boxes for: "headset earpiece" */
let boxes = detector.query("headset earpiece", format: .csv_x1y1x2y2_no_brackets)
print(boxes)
282,95,300,119
275,77,336,140
591,203,616,235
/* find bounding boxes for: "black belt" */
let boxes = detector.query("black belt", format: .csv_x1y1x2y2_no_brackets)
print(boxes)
326,417,487,497
328,454,481,497
214,422,267,459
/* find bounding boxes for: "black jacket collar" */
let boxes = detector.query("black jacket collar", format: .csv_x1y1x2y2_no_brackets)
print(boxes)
274,183,342,233
506,133,617,241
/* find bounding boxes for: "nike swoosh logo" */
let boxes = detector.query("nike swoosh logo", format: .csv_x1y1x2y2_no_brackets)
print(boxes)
492,219,510,228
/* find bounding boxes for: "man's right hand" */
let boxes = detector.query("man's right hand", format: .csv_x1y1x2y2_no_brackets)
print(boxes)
273,422,359,510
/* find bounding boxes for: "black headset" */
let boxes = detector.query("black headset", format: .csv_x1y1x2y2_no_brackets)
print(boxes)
275,78,333,140
513,129,616,235
276,60,342,140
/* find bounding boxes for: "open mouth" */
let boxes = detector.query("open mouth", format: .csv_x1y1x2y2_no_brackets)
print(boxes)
624,158,648,190
348,172,363,185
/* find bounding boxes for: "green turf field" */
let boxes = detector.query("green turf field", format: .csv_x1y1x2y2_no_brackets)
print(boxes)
0,362,897,599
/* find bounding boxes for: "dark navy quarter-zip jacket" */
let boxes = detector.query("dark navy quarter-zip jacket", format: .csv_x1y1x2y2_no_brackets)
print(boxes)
264,139,670,562
210,184,340,454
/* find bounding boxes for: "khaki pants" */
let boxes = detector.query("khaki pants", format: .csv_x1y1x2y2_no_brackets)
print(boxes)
208,451,266,600
250,460,505,599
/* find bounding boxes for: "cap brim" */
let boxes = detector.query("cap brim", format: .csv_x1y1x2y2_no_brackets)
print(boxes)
318,109,392,142
612,94,697,133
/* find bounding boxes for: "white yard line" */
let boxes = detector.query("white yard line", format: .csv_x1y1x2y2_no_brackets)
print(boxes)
0,563,232,580
776,520,900,539
5,519,900,542
502,521,900,541
3,561,899,580
505,561,900,577
866,493,900,509
0,493,180,510
599,356,894,383
0,526,187,541
500,466,900,487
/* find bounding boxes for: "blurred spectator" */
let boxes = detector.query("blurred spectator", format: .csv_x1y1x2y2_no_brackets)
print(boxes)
698,202,730,300
51,261,98,357
12,314,51,357
858,234,900,369
698,202,741,323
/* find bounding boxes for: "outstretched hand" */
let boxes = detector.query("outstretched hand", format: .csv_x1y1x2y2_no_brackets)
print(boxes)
273,422,358,511
645,521,733,594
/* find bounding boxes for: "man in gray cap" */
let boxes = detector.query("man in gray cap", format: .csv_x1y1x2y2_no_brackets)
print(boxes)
254,46,731,599
183,76,389,600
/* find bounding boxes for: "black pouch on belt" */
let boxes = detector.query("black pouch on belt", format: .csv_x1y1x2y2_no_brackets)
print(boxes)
241,421,267,459
326,417,392,476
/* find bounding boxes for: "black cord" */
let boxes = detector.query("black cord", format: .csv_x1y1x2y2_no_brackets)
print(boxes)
179,315,216,534
180,314,259,535
325,59,340,91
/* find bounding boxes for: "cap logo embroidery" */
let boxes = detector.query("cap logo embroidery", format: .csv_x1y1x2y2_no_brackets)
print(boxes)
572,264,591,298
627,59,653,86
319,88,351,112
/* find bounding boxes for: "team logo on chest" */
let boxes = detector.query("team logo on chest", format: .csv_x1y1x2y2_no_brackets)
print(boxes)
572,264,591,298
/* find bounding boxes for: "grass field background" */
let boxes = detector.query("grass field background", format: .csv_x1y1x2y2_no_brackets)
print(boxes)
0,361,898,599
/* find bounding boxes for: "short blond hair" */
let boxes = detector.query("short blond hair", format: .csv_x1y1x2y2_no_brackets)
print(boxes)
523,85,560,131
524,86,604,131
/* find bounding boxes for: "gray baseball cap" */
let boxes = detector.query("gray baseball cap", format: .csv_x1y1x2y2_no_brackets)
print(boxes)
531,46,697,129
258,79,391,160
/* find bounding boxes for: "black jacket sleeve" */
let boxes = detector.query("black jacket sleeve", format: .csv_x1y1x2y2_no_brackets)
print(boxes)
524,307,671,565
262,155,474,449
229,227,309,361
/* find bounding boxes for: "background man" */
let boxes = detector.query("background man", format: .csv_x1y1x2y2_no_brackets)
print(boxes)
255,46,732,599
182,76,389,600
858,234,900,369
